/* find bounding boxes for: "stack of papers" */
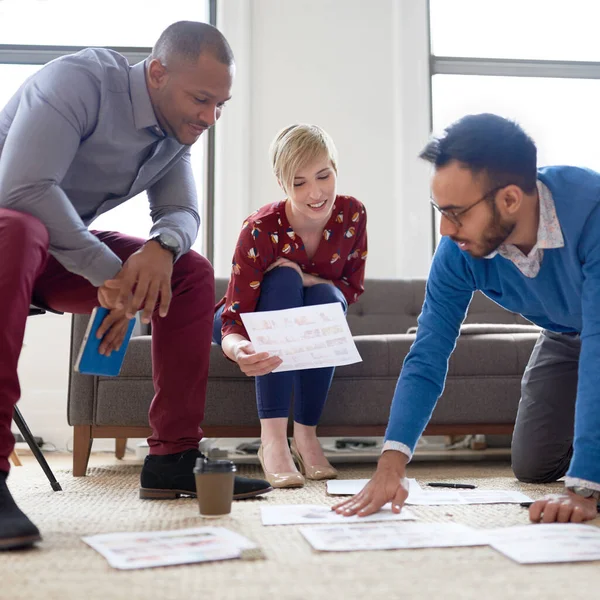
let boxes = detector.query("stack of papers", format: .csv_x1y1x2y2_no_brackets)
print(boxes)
82,527,257,570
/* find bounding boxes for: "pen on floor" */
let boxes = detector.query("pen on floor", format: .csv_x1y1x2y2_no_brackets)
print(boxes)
427,482,477,489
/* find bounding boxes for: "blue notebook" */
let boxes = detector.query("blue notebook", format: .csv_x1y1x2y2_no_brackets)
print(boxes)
74,307,136,377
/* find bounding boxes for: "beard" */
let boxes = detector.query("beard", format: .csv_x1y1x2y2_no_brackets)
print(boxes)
467,206,515,258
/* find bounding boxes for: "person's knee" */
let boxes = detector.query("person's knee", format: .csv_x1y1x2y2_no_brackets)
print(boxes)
512,453,569,484
175,250,215,298
177,250,214,282
263,265,303,290
0,208,49,250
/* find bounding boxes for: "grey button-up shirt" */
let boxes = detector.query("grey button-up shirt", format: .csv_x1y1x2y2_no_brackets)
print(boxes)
0,48,199,286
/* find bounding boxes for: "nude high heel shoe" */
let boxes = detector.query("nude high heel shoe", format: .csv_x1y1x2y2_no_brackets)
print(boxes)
290,440,338,481
257,445,305,489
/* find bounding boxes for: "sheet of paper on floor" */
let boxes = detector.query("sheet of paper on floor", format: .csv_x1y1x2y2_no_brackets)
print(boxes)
327,477,421,496
82,527,257,570
300,522,489,552
241,302,362,372
484,523,600,564
406,489,532,505
327,479,532,505
260,504,417,526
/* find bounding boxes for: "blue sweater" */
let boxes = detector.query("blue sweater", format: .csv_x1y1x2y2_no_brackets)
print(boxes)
385,166,600,485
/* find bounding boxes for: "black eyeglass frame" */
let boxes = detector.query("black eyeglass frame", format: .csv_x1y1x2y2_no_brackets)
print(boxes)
430,184,507,228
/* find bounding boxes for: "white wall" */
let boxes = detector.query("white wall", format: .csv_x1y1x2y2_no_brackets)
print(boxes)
215,0,432,277
15,0,433,449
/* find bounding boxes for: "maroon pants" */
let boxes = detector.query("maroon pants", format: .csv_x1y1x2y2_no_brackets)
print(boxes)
0,208,215,474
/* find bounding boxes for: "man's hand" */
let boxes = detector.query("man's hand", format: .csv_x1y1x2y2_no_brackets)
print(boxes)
529,491,599,523
233,339,283,376
332,450,410,517
96,308,133,356
100,241,174,324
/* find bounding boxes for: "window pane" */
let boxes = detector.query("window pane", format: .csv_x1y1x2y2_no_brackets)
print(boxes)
0,0,207,47
0,63,206,252
92,142,206,253
431,0,600,61
432,74,600,171
0,64,40,109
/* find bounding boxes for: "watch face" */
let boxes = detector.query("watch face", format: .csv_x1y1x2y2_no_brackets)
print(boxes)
570,486,598,498
158,234,180,252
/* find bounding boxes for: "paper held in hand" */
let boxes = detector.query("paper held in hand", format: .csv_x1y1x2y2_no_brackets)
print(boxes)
240,302,362,373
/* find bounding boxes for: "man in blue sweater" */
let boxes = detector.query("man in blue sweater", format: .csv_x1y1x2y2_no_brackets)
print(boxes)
335,113,600,523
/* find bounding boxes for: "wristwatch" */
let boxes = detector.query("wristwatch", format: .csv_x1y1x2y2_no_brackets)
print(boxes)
566,485,600,500
148,233,180,260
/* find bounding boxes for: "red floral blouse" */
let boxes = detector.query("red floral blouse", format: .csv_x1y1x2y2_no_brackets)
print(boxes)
216,195,368,338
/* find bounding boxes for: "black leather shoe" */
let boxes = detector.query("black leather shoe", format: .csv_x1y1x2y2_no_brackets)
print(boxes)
0,471,41,550
139,449,273,500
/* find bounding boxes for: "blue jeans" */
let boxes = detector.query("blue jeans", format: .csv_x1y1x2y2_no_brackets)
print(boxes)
213,267,348,425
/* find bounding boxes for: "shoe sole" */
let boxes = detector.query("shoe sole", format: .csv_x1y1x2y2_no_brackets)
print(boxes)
0,534,42,551
139,486,274,500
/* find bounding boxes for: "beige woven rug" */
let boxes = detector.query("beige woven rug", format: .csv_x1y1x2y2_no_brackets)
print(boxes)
4,457,600,600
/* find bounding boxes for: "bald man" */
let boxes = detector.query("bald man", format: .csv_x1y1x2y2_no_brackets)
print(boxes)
0,21,271,550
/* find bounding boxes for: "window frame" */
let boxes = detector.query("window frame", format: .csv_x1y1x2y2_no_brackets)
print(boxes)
0,0,217,261
427,0,600,254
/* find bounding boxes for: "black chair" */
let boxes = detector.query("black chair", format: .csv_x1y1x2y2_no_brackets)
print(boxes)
12,304,63,492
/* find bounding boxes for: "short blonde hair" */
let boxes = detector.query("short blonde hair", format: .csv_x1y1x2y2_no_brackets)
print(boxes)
269,124,338,195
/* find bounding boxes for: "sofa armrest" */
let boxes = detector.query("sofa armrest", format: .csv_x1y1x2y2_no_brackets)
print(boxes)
67,314,95,425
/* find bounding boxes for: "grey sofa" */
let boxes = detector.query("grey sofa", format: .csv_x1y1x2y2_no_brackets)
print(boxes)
67,278,540,475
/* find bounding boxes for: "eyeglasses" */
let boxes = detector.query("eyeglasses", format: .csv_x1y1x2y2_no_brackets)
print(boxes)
430,185,506,228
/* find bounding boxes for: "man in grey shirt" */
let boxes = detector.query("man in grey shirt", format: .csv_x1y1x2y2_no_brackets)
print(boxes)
0,21,271,550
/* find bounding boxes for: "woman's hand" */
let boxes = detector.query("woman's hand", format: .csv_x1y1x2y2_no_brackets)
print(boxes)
266,258,332,287
266,257,305,281
232,339,283,376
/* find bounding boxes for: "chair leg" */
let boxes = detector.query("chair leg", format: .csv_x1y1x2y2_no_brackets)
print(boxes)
13,406,62,491
115,438,127,459
73,425,93,477
9,450,22,467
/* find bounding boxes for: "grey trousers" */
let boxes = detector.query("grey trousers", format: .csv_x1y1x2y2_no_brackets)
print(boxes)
511,329,581,483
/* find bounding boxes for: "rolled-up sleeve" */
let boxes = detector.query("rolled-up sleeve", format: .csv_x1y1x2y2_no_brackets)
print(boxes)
147,149,200,259
0,68,122,286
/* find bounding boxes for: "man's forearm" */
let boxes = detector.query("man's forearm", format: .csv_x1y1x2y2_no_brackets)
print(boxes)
378,449,410,475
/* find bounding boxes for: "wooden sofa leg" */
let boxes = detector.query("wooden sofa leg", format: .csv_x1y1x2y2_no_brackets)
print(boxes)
115,438,127,459
9,450,22,467
73,425,93,477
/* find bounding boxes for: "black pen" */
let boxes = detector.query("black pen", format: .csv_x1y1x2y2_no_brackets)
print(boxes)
427,482,477,489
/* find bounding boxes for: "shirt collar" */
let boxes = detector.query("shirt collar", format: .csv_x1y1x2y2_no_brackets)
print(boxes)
485,179,564,259
129,59,166,137
535,179,564,250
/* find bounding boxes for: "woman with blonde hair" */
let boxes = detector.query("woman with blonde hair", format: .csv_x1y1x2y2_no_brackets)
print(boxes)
213,124,367,488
